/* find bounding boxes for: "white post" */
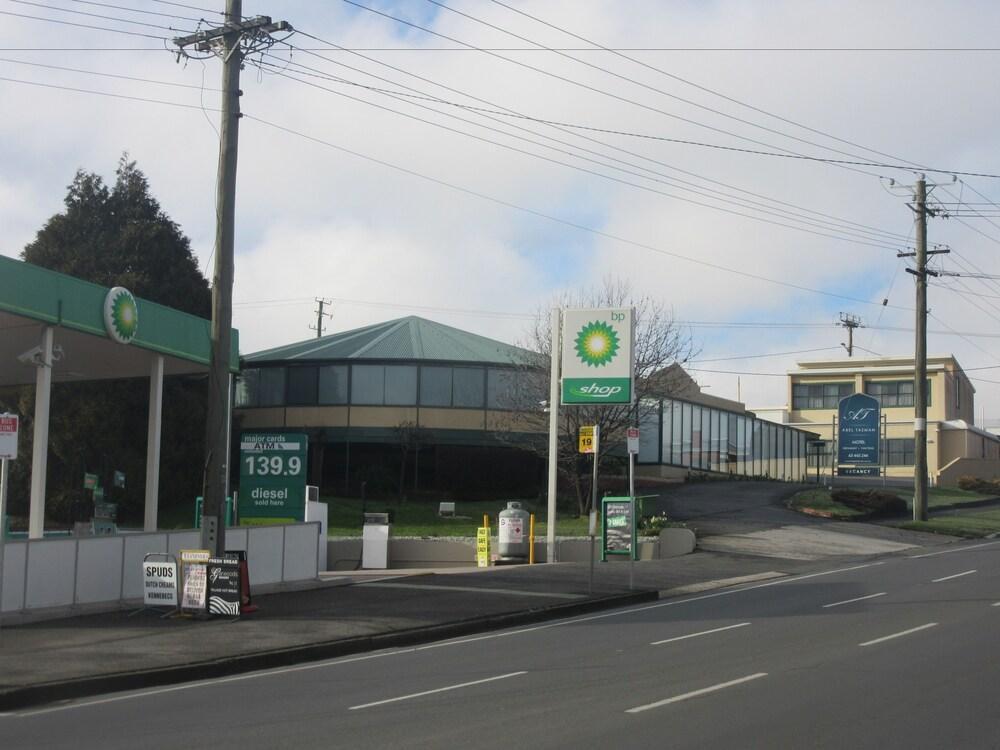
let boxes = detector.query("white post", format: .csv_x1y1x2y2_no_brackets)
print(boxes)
546,307,561,564
144,355,165,532
28,326,53,540
0,456,8,622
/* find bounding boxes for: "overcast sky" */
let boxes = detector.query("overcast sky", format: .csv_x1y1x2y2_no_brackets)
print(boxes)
3,1,1000,418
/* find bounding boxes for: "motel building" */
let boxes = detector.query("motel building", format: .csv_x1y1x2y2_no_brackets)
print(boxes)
752,355,1000,485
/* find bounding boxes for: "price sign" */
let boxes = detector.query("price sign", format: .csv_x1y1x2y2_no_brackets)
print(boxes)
579,425,596,454
238,432,308,523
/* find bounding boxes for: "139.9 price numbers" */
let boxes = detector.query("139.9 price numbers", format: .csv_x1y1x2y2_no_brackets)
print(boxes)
243,455,301,476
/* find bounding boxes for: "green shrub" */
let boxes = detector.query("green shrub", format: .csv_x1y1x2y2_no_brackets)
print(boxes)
640,512,685,534
831,488,907,516
956,475,1000,494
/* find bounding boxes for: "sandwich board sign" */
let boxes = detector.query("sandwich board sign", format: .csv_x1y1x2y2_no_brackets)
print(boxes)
561,308,634,405
180,549,210,612
206,557,241,617
142,560,178,607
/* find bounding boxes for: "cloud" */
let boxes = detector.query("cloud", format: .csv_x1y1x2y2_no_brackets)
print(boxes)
3,0,1000,418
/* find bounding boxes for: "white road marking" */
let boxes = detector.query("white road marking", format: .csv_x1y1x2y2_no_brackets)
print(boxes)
651,622,750,645
859,623,938,647
932,570,977,583
348,671,526,710
992,602,1000,607
358,582,584,599
908,541,1000,559
625,673,768,714
822,592,887,609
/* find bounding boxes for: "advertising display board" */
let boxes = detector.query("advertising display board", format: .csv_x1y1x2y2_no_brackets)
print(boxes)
206,557,241,617
578,425,596,454
837,393,881,466
560,308,634,405
238,432,308,523
601,496,636,561
180,549,210,612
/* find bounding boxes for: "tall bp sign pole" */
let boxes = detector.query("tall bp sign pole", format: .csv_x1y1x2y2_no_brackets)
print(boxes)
546,308,634,563
173,4,291,555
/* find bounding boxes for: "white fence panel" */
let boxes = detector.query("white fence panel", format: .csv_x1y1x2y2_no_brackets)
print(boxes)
75,537,125,604
166,531,200,560
283,524,319,581
24,538,76,609
225,527,248,554
1,541,26,612
246,526,283,585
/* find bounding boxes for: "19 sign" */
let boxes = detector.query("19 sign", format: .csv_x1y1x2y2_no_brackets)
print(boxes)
243,455,302,477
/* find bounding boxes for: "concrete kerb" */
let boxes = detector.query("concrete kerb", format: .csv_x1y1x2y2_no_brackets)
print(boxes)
0,588,657,711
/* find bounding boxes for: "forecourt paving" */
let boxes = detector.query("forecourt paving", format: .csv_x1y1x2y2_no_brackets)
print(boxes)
0,511,951,712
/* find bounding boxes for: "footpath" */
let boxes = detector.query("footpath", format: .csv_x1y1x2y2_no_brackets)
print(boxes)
0,525,953,712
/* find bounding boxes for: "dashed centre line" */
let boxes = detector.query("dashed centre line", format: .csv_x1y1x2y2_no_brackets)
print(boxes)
932,570,977,583
822,592,886,608
349,671,527,710
651,622,750,645
625,673,768,714
859,623,938,647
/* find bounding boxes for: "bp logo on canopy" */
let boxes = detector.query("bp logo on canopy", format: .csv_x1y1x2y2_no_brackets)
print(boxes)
560,308,634,405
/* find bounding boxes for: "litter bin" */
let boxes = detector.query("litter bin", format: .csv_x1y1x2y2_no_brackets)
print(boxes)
362,511,392,569
497,501,530,563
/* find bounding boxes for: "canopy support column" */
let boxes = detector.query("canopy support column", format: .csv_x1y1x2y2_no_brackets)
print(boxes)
28,326,53,539
144,354,164,532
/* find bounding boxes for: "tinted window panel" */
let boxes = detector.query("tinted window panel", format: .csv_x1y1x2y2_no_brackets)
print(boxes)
420,366,452,406
385,365,417,405
453,367,485,408
351,365,384,404
318,365,348,404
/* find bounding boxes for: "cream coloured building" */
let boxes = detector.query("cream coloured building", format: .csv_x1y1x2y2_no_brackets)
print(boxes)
775,355,1000,485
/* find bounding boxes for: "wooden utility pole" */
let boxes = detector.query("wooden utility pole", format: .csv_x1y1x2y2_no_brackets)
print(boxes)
310,298,332,338
838,312,863,357
173,3,291,555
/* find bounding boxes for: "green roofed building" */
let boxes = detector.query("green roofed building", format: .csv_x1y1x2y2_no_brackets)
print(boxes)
235,317,548,497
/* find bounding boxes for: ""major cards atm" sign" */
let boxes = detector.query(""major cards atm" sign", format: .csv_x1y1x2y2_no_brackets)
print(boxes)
238,432,308,523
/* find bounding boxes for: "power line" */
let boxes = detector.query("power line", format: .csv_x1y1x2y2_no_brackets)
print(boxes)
68,0,204,23
279,36,913,242
261,61,902,250
243,112,913,311
0,9,170,39
0,56,224,90
8,0,194,32
339,0,885,179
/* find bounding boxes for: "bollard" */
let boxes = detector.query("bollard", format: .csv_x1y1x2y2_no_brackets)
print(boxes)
529,513,535,564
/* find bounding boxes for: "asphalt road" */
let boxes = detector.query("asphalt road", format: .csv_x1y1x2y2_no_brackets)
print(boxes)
4,539,998,749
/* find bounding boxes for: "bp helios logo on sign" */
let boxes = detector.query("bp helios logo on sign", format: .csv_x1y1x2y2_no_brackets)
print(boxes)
561,308,634,405
103,286,138,344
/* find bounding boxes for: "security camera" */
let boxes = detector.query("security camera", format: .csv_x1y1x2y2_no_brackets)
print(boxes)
17,345,43,365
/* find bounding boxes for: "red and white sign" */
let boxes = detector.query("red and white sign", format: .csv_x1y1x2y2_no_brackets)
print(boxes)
0,413,18,460
626,427,640,455
498,516,524,544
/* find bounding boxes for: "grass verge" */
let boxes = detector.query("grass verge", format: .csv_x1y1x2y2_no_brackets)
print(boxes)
897,509,1000,538
788,486,997,521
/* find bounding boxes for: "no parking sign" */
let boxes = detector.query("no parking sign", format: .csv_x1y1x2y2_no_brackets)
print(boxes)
0,414,17,460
